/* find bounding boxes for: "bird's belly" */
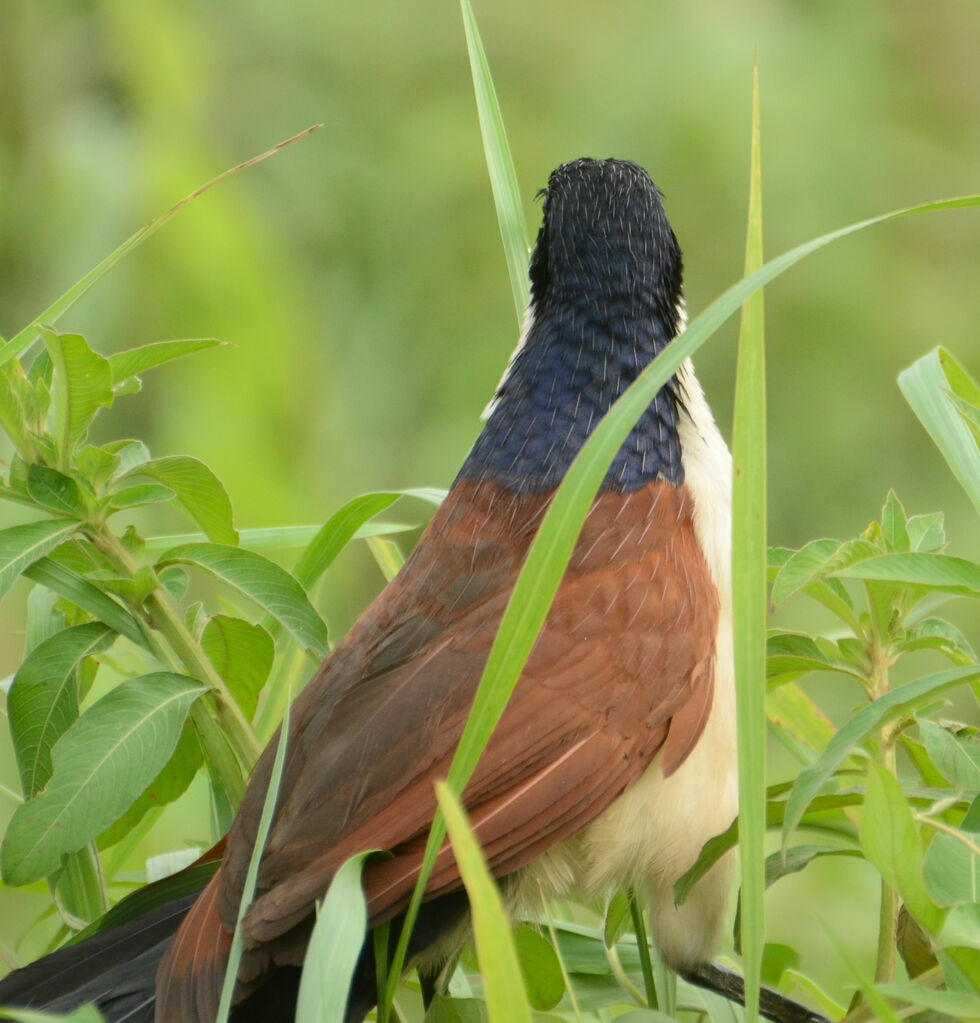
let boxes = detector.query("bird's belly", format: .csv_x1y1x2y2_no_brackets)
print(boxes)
520,613,737,969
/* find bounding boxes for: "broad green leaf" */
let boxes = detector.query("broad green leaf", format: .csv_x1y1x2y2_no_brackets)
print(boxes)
108,483,175,510
899,348,980,515
26,465,88,518
108,338,226,384
513,925,564,1011
75,445,119,489
201,615,274,720
782,666,980,844
216,697,292,1023
159,543,328,657
23,558,146,648
1,673,206,885
102,438,151,475
861,763,944,934
25,582,65,654
40,329,113,465
390,187,980,996
126,455,237,545
766,632,867,685
836,551,980,595
0,126,321,368
942,903,980,953
771,538,878,605
0,520,78,602
459,0,530,321
903,617,976,663
436,783,533,1023
881,490,910,551
158,564,188,601
908,511,946,552
919,719,980,790
760,943,800,988
99,721,203,848
924,832,980,907
8,622,115,797
295,851,374,1023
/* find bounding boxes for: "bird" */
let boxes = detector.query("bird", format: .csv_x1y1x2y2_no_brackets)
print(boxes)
0,158,821,1023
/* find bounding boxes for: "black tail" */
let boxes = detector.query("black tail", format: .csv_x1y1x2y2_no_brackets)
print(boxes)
0,891,199,1023
0,884,469,1023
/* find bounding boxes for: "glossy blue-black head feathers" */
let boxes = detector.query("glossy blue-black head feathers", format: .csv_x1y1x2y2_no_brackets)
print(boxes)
462,157,687,495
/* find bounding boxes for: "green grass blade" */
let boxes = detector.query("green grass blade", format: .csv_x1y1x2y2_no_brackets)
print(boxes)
0,126,321,368
459,0,530,321
898,348,980,515
731,63,766,1023
142,520,417,557
436,783,533,1023
386,189,980,1011
296,851,376,1023
215,695,291,1023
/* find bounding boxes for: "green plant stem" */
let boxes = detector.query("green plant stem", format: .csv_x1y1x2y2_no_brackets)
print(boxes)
88,527,260,795
144,586,261,767
629,894,658,1010
869,622,899,986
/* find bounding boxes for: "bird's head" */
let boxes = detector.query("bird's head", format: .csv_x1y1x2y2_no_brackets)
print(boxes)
529,158,684,338
470,157,689,493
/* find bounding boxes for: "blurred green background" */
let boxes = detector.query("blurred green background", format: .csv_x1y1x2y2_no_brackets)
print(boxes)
1,0,978,1001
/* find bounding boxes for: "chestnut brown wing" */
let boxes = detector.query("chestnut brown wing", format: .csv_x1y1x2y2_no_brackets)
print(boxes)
155,478,718,1019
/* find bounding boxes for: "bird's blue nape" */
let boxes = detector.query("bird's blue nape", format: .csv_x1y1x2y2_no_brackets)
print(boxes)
458,303,684,495
458,157,686,496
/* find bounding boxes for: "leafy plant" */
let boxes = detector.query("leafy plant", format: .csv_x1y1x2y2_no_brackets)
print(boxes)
2,5,980,1023
0,133,442,955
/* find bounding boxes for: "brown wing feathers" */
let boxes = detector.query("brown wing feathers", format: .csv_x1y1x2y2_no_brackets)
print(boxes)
156,477,718,1018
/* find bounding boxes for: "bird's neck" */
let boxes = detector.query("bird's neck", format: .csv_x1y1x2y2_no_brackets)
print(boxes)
460,298,684,494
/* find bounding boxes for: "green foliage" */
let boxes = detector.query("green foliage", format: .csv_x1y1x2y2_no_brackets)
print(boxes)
1,9,979,1023
295,852,375,1023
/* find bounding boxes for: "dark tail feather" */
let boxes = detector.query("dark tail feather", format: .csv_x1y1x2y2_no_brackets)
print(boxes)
0,890,200,1023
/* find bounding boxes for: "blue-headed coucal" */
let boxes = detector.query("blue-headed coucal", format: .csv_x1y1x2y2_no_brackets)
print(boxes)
0,158,792,1023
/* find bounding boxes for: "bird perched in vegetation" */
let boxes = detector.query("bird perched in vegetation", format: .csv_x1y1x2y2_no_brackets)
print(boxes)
0,158,819,1023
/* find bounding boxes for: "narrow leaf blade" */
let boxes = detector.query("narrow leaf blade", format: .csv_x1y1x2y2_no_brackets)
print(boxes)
731,62,766,1023
459,0,530,321
436,783,533,1023
108,338,226,384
